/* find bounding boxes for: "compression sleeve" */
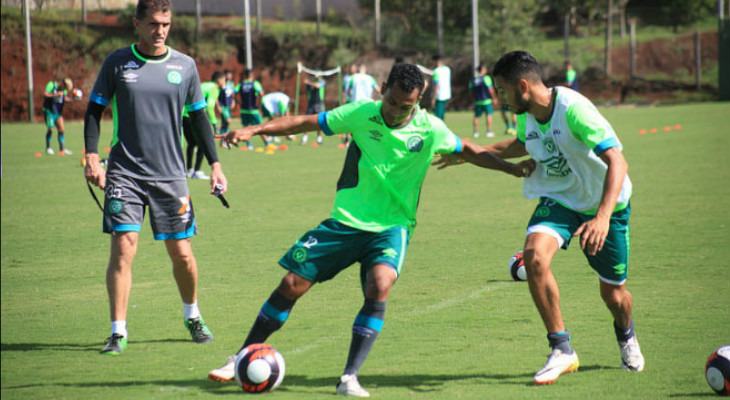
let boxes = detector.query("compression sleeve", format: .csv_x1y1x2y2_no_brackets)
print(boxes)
188,108,220,164
83,102,105,154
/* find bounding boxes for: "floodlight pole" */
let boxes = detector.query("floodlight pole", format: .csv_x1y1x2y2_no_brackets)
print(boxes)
437,1,443,56
471,0,479,70
605,0,613,76
256,0,262,34
243,0,253,70
24,0,34,122
374,0,381,45
82,0,87,24
316,0,322,37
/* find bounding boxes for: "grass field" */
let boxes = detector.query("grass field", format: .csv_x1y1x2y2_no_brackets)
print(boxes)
2,103,729,399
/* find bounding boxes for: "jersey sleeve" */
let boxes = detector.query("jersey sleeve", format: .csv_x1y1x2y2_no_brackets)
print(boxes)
429,114,462,154
90,55,118,107
45,81,56,93
565,101,620,155
318,101,365,136
485,75,493,88
254,81,263,95
184,65,206,113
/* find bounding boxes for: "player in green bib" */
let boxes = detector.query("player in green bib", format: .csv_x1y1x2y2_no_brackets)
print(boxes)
435,51,644,385
207,63,529,397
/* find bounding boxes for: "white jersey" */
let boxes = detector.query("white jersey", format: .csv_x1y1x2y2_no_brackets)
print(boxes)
349,73,377,102
517,87,632,214
432,65,451,101
262,92,290,115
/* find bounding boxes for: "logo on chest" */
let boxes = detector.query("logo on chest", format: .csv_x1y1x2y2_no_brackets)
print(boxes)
407,136,424,153
167,71,183,85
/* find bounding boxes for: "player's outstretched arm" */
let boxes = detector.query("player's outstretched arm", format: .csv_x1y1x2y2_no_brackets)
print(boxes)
458,140,534,178
483,137,528,159
218,114,320,147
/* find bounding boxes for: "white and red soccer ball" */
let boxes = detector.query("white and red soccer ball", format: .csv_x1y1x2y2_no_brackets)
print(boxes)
235,343,285,393
706,345,730,396
508,250,527,281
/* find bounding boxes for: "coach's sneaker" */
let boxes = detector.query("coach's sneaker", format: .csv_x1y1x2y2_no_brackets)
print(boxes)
192,170,210,180
473,132,479,138
46,147,55,155
208,355,237,382
533,348,579,385
185,317,213,343
619,335,645,371
336,374,370,398
486,131,495,137
100,333,127,355
62,149,72,155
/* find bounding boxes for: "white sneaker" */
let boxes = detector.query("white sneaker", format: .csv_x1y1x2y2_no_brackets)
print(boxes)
301,135,308,144
317,136,323,144
533,348,579,385
336,374,370,397
486,131,495,137
208,355,237,383
473,132,479,138
192,170,210,180
619,336,645,371
62,149,72,155
46,148,55,155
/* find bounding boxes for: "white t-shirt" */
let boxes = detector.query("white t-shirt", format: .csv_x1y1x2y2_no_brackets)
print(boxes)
517,87,631,214
262,92,290,115
432,65,451,101
349,73,377,102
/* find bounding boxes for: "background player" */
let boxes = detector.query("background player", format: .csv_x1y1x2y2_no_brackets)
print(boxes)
208,63,529,397
430,55,451,121
468,64,498,138
83,0,228,356
235,68,269,150
188,70,225,180
42,77,74,155
218,69,236,134
303,76,326,145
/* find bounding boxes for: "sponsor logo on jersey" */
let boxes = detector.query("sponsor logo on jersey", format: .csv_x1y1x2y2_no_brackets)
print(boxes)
166,64,183,70
121,72,139,83
407,136,424,152
382,248,398,258
540,154,572,177
368,115,383,125
123,61,141,70
167,70,183,85
369,130,383,141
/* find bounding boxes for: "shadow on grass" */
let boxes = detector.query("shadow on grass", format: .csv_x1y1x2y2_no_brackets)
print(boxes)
0,338,190,352
668,393,717,398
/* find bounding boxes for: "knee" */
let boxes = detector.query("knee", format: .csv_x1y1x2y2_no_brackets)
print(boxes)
523,248,551,277
601,285,631,309
278,273,309,299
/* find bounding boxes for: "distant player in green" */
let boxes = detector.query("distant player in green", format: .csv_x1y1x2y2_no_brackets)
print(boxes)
234,69,268,149
500,103,518,135
468,64,498,138
186,71,225,179
303,77,325,145
564,59,579,92
218,69,236,134
430,55,451,120
83,0,228,356
42,77,74,155
435,51,644,385
207,63,529,397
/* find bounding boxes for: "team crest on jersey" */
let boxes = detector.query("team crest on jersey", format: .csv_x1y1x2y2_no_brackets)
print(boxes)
167,71,183,85
407,136,424,152
123,61,141,70
526,131,539,140
542,137,557,154
292,248,307,263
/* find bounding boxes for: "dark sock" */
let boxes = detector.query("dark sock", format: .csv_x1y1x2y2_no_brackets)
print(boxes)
547,330,573,354
186,146,195,170
45,130,52,148
240,290,296,352
343,300,387,376
614,319,635,342
58,131,65,151
194,147,205,171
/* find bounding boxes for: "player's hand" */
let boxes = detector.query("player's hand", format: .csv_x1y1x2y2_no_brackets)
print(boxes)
514,159,536,178
84,153,106,189
573,215,610,256
431,153,465,170
216,128,255,149
209,162,227,195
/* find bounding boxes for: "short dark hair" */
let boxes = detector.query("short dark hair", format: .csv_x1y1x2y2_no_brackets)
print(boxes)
135,0,171,19
432,54,442,61
242,68,253,78
492,51,543,85
211,71,224,82
386,62,425,94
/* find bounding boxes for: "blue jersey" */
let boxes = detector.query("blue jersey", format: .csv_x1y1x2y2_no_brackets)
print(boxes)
468,75,493,105
42,81,66,114
219,80,235,107
235,80,263,113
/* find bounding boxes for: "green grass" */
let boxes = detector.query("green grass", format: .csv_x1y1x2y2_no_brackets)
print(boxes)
2,103,730,399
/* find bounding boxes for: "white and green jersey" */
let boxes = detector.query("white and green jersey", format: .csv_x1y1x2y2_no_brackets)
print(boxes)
318,100,462,233
432,65,451,101
516,87,631,214
89,45,206,180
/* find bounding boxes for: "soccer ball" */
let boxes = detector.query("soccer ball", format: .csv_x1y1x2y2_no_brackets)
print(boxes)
235,343,285,393
706,345,730,396
72,88,83,100
508,250,527,281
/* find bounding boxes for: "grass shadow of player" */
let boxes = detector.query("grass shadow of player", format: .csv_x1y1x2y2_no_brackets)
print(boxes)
0,338,192,353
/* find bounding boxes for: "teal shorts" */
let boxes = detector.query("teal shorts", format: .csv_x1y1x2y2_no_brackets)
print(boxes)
474,103,493,117
433,100,447,120
240,112,262,127
44,109,61,128
221,106,232,120
527,197,631,285
279,219,409,290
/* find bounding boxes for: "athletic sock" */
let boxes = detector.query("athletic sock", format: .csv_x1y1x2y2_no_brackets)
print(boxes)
183,301,201,320
614,319,635,342
343,300,387,376
45,129,52,149
111,320,127,338
240,290,296,351
58,131,65,151
547,330,573,354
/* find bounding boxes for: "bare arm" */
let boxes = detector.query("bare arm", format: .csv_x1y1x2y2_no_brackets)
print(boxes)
219,114,321,146
573,147,628,255
457,140,533,177
482,137,529,159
